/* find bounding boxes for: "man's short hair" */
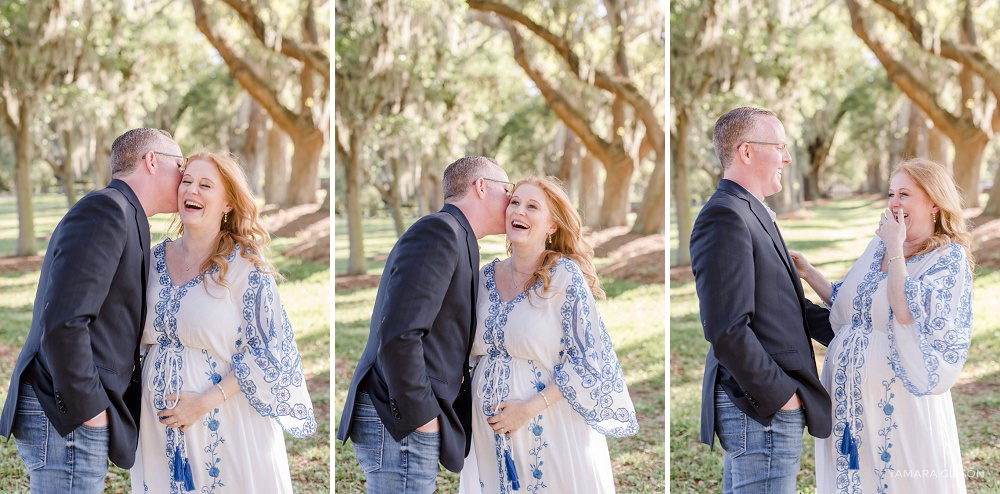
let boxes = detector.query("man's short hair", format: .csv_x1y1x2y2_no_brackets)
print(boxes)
442,156,500,201
110,128,174,177
712,107,777,170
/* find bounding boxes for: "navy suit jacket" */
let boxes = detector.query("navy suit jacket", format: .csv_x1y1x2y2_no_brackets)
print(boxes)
337,204,479,473
0,180,150,468
690,179,834,446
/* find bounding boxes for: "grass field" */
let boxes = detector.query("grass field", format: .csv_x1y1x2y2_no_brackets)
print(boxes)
334,216,666,492
669,197,1000,492
0,192,331,493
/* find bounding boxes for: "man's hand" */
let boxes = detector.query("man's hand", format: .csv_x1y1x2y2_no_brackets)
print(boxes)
83,410,108,427
416,417,439,433
780,392,802,411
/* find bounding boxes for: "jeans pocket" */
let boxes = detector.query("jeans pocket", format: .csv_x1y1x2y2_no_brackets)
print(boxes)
349,413,384,474
11,409,48,471
74,424,111,476
715,403,747,458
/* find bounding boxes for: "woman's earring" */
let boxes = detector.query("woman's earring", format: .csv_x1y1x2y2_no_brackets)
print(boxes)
223,211,229,224
932,211,937,223
547,232,553,246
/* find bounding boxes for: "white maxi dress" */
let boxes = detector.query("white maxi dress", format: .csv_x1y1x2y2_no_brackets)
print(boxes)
459,258,638,493
815,238,972,494
131,240,316,494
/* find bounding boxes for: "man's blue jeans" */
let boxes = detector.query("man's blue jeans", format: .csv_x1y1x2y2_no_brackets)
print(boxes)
11,383,109,494
716,386,804,494
350,392,440,494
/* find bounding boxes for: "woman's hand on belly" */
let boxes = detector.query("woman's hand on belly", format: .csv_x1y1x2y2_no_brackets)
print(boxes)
158,391,217,432
488,396,546,436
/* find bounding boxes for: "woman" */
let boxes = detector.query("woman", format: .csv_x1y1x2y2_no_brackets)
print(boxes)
458,177,638,493
791,159,973,493
131,152,315,493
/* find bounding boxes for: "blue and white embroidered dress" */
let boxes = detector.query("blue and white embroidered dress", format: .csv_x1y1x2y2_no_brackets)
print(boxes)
131,239,316,493
458,258,638,493
815,238,972,494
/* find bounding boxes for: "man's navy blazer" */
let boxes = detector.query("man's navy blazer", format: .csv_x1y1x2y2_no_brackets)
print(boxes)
337,203,479,473
690,179,834,446
0,180,150,468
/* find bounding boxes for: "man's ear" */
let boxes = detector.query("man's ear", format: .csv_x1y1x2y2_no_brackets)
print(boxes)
141,151,156,175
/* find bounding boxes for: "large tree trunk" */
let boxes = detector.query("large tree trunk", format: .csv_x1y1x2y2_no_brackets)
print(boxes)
243,99,265,194
671,108,693,266
15,104,36,256
344,133,366,275
926,125,949,169
579,152,601,228
386,157,405,237
58,130,77,206
632,154,664,234
902,101,925,159
285,129,324,206
952,133,987,206
557,127,580,206
92,126,111,187
598,158,632,227
264,122,288,205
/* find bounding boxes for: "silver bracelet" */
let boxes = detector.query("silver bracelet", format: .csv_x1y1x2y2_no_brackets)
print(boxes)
216,383,228,401
539,389,551,408
888,255,904,263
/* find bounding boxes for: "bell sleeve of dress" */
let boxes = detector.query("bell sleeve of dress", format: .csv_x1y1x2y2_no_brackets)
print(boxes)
888,243,973,396
550,258,638,438
231,267,317,438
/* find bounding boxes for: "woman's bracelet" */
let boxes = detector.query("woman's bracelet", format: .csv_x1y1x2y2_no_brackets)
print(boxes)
539,389,551,408
888,255,904,264
216,383,228,402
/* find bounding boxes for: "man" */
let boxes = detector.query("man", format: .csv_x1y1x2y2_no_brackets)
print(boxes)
690,107,835,493
337,156,510,492
0,128,183,492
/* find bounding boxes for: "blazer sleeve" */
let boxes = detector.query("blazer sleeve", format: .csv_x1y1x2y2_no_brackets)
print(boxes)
888,244,972,396
804,299,834,347
376,216,460,430
690,204,798,417
37,194,125,424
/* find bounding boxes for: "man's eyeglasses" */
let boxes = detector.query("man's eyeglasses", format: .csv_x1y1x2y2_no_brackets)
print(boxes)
153,151,185,170
743,141,789,152
482,177,514,198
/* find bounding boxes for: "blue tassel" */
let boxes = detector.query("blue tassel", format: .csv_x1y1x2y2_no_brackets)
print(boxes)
182,458,196,491
503,448,520,490
840,422,852,456
848,441,860,470
172,446,184,482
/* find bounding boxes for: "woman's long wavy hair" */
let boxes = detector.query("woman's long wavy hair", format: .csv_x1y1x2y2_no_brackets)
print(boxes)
169,152,279,286
507,177,605,300
892,158,974,269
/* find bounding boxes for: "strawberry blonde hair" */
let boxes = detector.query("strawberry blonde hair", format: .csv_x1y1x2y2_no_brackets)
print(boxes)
508,176,604,299
169,151,279,285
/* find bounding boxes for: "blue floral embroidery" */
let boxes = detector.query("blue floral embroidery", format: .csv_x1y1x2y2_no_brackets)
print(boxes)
480,260,535,493
886,244,971,397
526,414,548,493
231,267,316,438
875,378,897,494
833,242,885,492
200,351,225,493
551,258,637,437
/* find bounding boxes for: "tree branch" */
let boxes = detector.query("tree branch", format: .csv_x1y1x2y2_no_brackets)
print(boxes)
845,0,978,141
467,0,662,152
218,0,330,80
870,0,1000,106
496,19,628,169
191,0,308,136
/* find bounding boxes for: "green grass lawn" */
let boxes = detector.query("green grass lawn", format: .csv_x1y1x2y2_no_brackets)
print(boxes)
334,216,666,493
669,197,1000,492
0,192,330,493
